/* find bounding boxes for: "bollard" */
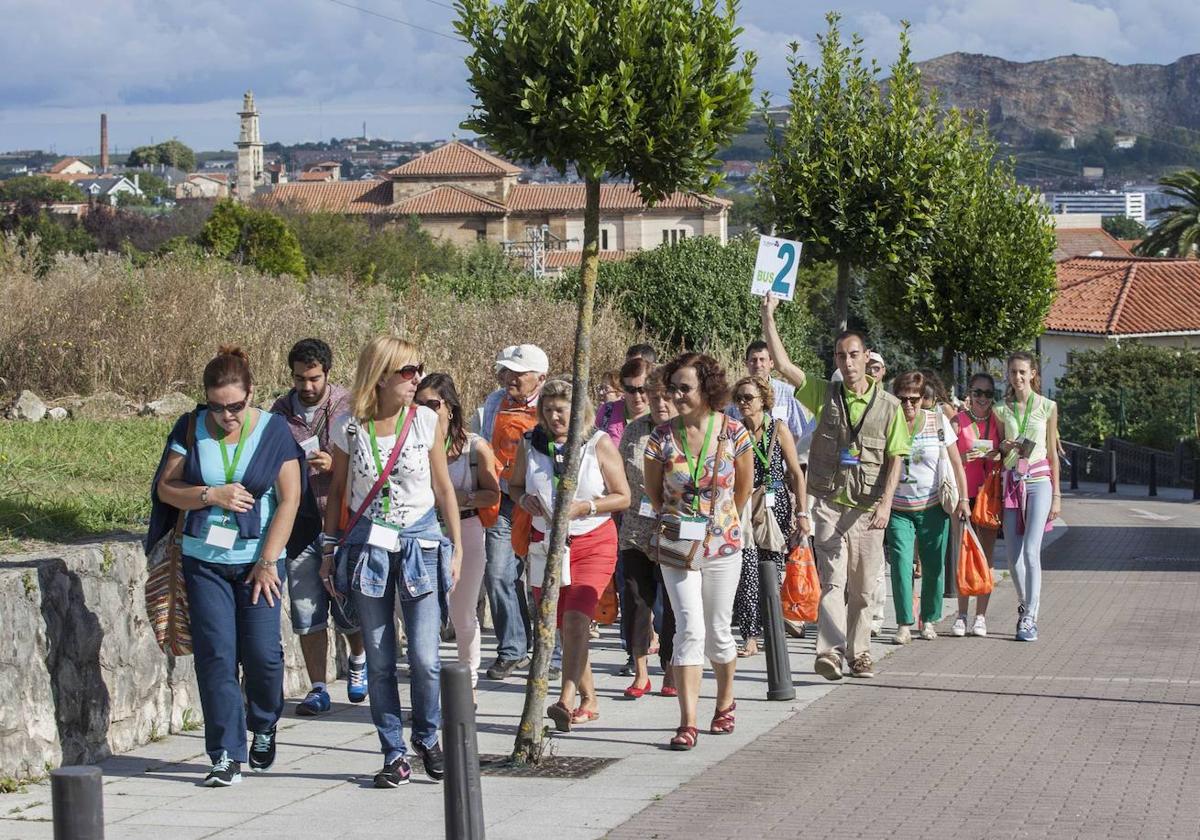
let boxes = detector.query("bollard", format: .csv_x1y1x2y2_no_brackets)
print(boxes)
1070,453,1079,490
441,662,485,840
1149,457,1158,497
51,766,103,840
1108,450,1118,494
758,557,796,702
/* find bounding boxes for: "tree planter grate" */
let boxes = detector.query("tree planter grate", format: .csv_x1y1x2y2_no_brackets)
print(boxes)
478,754,618,778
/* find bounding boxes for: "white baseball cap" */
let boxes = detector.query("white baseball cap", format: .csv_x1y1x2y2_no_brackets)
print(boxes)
495,344,549,374
867,351,885,366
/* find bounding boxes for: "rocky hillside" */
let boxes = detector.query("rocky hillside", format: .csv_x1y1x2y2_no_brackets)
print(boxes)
916,52,1200,144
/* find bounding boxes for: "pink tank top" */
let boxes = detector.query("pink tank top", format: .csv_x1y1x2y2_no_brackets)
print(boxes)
955,409,998,497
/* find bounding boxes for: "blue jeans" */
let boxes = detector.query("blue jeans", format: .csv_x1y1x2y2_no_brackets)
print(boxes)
351,559,443,763
483,496,530,660
183,556,284,764
1005,478,1052,620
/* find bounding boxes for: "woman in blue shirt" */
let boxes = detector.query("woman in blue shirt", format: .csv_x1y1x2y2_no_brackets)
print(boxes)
153,345,303,787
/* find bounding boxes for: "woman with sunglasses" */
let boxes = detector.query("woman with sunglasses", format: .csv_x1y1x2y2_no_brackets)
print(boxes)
150,345,304,787
950,372,1002,637
596,356,652,445
509,377,631,732
319,336,463,789
413,373,501,691
644,353,753,751
730,375,809,658
887,371,970,644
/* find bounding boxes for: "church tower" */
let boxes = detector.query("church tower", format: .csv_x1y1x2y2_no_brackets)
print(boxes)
235,90,265,201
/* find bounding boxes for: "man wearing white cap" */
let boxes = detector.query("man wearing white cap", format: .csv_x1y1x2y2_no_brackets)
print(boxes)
480,344,549,680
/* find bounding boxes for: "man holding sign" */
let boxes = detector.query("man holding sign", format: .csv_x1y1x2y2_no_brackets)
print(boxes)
761,296,909,680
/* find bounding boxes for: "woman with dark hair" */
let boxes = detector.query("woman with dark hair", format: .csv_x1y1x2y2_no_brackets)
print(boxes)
597,356,653,445
994,351,1060,643
887,370,970,645
150,345,305,786
644,353,753,750
950,372,1002,637
415,373,501,690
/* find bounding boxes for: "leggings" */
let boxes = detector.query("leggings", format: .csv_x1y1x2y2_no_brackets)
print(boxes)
1004,479,1052,620
448,516,487,688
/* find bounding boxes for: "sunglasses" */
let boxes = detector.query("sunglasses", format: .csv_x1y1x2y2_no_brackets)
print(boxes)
622,383,647,395
897,395,922,405
416,397,443,412
666,384,694,396
733,392,759,404
970,389,995,399
207,399,248,415
390,363,424,382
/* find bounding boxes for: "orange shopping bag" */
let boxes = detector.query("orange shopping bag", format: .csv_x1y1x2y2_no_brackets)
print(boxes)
956,521,994,597
971,463,1003,531
595,577,619,625
781,542,820,623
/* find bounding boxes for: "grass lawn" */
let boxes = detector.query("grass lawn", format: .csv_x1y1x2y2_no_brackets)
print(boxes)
0,417,170,549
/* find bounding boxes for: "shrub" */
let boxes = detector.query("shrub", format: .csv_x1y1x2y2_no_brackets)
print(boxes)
200,200,306,278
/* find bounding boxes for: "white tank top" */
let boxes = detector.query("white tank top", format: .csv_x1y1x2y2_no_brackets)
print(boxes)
447,433,481,494
526,430,609,536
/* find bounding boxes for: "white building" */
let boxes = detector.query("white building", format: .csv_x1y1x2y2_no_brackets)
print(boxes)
1051,190,1146,223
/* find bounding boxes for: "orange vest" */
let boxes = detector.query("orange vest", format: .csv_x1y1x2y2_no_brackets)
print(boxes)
491,397,539,555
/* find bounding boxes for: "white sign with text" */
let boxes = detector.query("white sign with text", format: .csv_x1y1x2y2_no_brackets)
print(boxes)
750,235,803,302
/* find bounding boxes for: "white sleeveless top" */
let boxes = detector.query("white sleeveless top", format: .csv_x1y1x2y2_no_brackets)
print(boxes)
447,433,483,496
526,430,609,536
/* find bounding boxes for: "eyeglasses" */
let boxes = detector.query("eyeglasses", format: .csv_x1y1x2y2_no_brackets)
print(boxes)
391,363,424,382
666,384,694,397
970,388,995,399
733,392,759,404
207,399,248,415
622,383,647,395
416,398,443,412
897,395,922,405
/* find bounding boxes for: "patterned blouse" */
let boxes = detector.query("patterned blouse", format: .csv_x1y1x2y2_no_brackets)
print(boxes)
645,414,752,560
618,414,657,552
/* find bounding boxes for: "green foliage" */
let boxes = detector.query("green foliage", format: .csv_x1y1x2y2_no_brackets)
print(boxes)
1,210,96,277
1135,169,1200,257
127,139,196,172
420,241,532,301
1101,215,1147,240
199,200,306,278
456,0,756,196
1055,343,1200,449
0,175,86,203
128,171,171,203
726,191,767,233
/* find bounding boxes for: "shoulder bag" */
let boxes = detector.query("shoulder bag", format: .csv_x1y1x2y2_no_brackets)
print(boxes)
935,416,960,515
145,413,197,657
749,420,786,553
650,416,727,570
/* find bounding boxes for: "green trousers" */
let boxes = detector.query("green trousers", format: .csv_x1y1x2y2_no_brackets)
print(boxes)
887,505,950,626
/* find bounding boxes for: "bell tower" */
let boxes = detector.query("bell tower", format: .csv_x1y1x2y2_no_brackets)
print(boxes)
235,90,265,200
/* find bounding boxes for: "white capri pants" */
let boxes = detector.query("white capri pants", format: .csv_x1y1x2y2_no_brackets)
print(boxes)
448,515,487,687
660,550,740,667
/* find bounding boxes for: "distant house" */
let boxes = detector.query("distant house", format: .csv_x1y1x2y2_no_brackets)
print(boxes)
73,176,141,205
1052,227,1133,261
45,157,96,181
1040,256,1200,390
175,173,230,200
261,140,730,254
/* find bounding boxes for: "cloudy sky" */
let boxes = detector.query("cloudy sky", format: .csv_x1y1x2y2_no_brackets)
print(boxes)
2,0,1198,154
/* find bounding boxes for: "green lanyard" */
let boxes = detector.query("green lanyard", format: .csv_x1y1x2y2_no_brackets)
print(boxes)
368,409,407,517
217,411,255,486
748,422,772,471
678,414,715,514
548,441,560,490
1015,396,1036,440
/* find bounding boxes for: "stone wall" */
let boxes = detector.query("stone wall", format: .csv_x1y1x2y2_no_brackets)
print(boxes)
0,538,333,780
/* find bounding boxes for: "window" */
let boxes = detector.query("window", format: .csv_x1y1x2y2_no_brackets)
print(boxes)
663,228,688,245
600,229,609,250
476,228,487,242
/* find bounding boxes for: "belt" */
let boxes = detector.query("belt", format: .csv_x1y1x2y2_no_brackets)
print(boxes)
459,509,479,521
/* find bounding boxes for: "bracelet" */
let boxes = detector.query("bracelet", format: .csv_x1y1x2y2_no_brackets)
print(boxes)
200,486,210,505
587,499,597,517
796,511,810,519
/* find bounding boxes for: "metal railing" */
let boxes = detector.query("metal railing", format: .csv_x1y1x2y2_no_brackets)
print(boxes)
1062,438,1200,498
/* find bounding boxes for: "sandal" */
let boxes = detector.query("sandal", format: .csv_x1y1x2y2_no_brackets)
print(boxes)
623,679,652,699
710,702,736,735
546,701,572,732
669,725,698,751
571,706,600,724
737,640,759,658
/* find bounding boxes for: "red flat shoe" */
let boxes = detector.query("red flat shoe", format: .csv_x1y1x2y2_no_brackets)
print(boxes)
669,725,698,751
623,679,652,699
659,683,678,697
710,702,736,735
571,706,600,724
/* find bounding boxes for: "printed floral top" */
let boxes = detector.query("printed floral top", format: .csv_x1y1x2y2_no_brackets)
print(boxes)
646,415,752,559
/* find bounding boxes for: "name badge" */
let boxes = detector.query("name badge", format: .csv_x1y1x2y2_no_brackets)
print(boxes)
299,435,321,457
771,405,788,422
367,519,401,551
1016,457,1030,479
638,495,655,518
205,523,238,549
972,438,993,453
678,515,708,541
765,491,777,508
839,447,860,467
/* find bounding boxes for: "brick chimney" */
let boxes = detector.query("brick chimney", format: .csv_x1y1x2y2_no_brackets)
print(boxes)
100,113,109,173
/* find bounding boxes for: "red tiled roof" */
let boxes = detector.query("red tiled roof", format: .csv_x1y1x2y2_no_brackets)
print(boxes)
1053,228,1133,261
262,181,399,214
188,172,228,183
394,185,506,216
507,184,730,213
544,250,631,270
1118,239,1143,252
388,142,523,177
1047,257,1200,335
48,157,91,174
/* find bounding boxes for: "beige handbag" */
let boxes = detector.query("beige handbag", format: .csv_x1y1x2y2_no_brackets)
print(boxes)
650,418,727,570
749,423,786,553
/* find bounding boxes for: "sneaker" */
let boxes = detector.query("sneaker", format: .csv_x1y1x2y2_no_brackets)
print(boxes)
412,739,445,781
972,615,988,637
921,622,938,641
849,653,874,679
248,728,276,773
348,659,368,704
548,665,562,680
204,752,241,787
1026,620,1038,642
894,625,912,645
1015,605,1026,638
784,619,806,639
1016,615,1038,642
951,616,967,637
814,653,843,681
589,621,601,640
295,686,331,717
869,620,883,638
485,656,526,680
373,756,412,788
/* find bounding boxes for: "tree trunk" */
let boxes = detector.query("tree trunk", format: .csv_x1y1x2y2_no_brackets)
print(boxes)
940,346,956,391
834,259,850,332
510,176,601,764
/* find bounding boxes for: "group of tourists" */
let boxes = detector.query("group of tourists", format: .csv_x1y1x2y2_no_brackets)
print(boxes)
147,292,1061,788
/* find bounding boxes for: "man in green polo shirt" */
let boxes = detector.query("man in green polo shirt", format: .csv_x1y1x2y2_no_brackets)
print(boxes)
762,295,908,680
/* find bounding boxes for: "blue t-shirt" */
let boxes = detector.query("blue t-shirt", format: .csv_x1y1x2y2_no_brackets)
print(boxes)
171,410,281,565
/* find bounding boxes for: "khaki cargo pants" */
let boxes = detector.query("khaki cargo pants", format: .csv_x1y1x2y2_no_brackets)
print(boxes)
811,495,886,663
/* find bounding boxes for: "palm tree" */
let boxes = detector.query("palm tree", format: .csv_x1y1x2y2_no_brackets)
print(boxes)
1135,170,1200,258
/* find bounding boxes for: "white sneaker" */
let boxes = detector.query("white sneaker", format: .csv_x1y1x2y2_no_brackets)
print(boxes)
920,622,938,641
951,616,967,637
894,625,912,645
972,615,988,637
870,620,883,638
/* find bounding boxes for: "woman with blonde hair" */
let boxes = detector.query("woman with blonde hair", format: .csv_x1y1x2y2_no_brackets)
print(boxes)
319,335,463,788
509,376,630,731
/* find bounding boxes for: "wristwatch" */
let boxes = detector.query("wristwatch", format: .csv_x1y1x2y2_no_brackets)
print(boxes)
200,486,210,505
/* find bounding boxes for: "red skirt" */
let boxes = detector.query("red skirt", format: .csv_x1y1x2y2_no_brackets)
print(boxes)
532,518,618,626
